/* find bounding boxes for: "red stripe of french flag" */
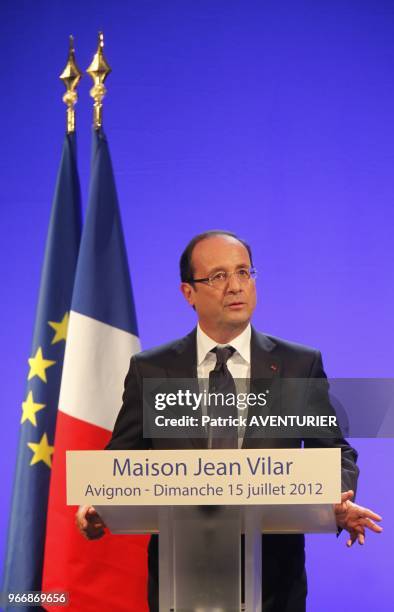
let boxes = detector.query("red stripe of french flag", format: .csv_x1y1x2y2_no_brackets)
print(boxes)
42,307,148,611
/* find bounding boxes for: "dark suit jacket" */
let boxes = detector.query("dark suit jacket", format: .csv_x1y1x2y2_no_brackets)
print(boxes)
106,327,359,611
107,327,358,488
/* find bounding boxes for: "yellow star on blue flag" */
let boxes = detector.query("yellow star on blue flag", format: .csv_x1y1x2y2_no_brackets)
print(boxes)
21,391,46,426
48,312,69,344
27,433,55,468
28,347,56,382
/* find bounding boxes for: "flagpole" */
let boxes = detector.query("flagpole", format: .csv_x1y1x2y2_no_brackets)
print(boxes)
86,31,112,129
59,35,82,134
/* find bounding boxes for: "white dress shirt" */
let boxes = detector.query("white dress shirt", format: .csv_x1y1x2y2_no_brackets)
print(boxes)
196,323,251,447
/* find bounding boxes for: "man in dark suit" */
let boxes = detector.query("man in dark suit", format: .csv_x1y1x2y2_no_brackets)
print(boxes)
77,230,382,611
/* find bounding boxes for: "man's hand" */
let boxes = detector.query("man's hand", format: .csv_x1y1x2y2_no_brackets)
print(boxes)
75,505,106,540
334,490,383,547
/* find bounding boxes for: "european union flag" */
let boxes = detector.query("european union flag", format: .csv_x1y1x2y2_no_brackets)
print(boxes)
2,133,82,610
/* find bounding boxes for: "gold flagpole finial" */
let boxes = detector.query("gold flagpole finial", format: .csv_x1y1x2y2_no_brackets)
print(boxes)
59,35,83,134
86,31,112,130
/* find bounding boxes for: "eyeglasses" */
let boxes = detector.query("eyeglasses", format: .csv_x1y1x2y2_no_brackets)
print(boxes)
188,267,257,288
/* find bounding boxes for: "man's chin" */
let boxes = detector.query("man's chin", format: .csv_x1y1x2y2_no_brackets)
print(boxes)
224,312,251,327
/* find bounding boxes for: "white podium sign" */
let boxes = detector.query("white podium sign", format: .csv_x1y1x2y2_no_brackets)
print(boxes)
66,447,341,506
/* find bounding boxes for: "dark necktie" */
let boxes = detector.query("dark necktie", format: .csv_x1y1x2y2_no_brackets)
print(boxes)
208,346,238,448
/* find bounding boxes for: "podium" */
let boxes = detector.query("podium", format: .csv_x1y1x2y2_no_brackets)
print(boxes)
95,503,336,612
67,448,340,612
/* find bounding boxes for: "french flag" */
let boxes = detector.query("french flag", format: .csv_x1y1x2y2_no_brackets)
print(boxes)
42,129,148,611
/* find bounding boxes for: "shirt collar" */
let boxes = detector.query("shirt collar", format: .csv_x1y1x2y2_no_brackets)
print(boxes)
196,323,251,366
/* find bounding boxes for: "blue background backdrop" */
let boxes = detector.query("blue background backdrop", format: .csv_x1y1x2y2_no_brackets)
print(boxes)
1,0,393,609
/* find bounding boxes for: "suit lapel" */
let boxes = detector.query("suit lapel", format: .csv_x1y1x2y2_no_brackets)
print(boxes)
250,326,280,387
245,327,282,448
164,328,206,449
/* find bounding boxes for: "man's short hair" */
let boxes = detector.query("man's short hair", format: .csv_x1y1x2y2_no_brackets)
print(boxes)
180,230,253,282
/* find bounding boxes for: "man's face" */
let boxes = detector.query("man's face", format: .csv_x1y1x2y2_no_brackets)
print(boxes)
181,235,257,339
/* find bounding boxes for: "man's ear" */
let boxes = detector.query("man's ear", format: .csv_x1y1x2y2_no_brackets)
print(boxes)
180,282,195,307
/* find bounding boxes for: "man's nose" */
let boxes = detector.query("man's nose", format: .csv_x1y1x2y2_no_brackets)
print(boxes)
226,272,243,292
